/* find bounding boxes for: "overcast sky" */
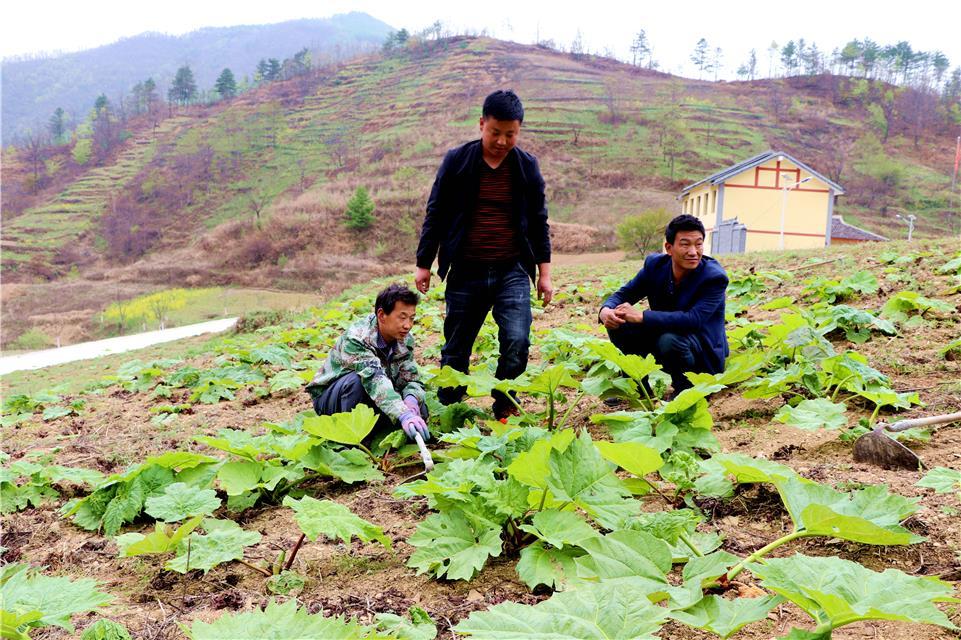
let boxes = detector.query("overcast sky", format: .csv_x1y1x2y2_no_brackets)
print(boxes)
3,1,960,80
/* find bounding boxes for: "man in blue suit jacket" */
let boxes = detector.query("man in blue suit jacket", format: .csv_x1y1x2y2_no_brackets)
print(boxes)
598,214,729,395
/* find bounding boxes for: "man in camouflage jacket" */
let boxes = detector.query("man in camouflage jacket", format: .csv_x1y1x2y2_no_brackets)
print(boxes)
306,284,429,441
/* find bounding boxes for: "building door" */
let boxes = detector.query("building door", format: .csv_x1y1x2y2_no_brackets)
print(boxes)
711,218,747,254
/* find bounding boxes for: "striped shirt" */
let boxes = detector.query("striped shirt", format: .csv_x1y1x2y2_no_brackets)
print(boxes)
461,160,520,261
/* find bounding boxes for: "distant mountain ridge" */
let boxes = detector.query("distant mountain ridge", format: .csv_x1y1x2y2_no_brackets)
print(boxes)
1,12,393,142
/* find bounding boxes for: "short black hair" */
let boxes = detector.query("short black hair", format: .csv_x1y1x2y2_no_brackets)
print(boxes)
482,89,524,123
665,214,706,244
375,283,419,315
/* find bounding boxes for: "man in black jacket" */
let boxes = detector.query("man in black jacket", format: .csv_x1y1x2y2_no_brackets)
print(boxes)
414,90,552,419
599,214,729,396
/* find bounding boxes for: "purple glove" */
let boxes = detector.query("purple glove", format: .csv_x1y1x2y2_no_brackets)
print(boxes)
403,395,421,415
399,411,430,441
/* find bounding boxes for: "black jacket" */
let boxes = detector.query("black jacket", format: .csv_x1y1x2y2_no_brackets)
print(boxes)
416,140,550,281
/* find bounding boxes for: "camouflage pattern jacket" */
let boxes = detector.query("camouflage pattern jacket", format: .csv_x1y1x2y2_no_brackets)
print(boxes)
305,313,425,422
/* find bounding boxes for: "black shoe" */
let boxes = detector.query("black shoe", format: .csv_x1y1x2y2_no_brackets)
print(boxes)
603,397,628,408
438,385,467,406
493,402,521,421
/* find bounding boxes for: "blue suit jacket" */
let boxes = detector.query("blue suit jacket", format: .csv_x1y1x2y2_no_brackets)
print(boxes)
601,253,729,374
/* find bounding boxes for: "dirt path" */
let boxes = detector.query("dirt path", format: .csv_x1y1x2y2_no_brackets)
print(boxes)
551,250,626,266
0,317,238,376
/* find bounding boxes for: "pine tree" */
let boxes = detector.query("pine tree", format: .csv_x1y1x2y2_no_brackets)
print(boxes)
48,107,66,144
215,68,237,100
344,187,376,230
143,78,159,114
690,38,711,79
630,30,650,67
265,59,282,81
168,65,198,105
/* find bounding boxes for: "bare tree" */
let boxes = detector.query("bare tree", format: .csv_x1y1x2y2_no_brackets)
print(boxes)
148,292,174,330
247,181,272,229
21,128,50,192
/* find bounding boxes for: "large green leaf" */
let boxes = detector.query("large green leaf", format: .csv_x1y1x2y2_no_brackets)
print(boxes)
431,366,500,397
712,453,798,484
514,364,580,395
80,618,133,640
774,399,847,431
1,609,42,639
773,476,922,545
301,404,378,445
115,516,203,556
594,440,663,477
144,483,221,522
516,542,584,591
588,342,662,382
574,530,672,588
547,431,639,529
283,495,390,548
0,564,112,633
518,511,599,549
454,581,668,639
374,607,437,640
184,599,369,639
406,511,502,581
301,446,383,484
682,550,740,587
166,519,261,574
916,467,961,495
748,554,959,631
660,380,725,414
670,595,783,639
506,429,574,489
216,460,263,496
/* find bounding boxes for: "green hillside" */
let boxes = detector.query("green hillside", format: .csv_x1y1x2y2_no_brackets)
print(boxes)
0,13,393,143
2,36,959,348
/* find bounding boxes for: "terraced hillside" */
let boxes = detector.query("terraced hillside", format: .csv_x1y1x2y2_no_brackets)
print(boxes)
2,116,193,266
4,37,957,283
1,37,958,351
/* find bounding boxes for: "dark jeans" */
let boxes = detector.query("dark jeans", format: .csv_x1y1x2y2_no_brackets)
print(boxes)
311,372,427,443
606,324,706,394
439,261,532,411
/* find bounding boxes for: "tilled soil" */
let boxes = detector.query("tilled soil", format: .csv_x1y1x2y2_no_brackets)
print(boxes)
2,240,959,639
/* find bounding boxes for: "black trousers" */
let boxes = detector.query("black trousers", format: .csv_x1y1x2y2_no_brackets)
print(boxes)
606,324,707,393
311,372,427,443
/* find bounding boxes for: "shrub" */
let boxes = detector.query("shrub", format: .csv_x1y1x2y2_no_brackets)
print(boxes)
344,187,376,230
615,208,674,255
10,328,54,351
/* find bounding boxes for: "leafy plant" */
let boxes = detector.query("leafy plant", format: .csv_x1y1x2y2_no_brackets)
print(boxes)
916,467,961,496
183,598,371,639
1,455,103,513
0,564,112,635
80,619,132,640
748,554,959,636
455,581,669,639
62,452,219,535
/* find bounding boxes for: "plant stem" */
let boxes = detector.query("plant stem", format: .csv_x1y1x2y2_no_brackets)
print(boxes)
238,558,272,577
284,533,307,571
726,530,807,581
831,375,857,402
641,477,674,506
537,488,548,512
637,378,655,411
356,443,376,460
556,391,585,431
869,403,882,426
678,531,704,558
547,392,555,430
